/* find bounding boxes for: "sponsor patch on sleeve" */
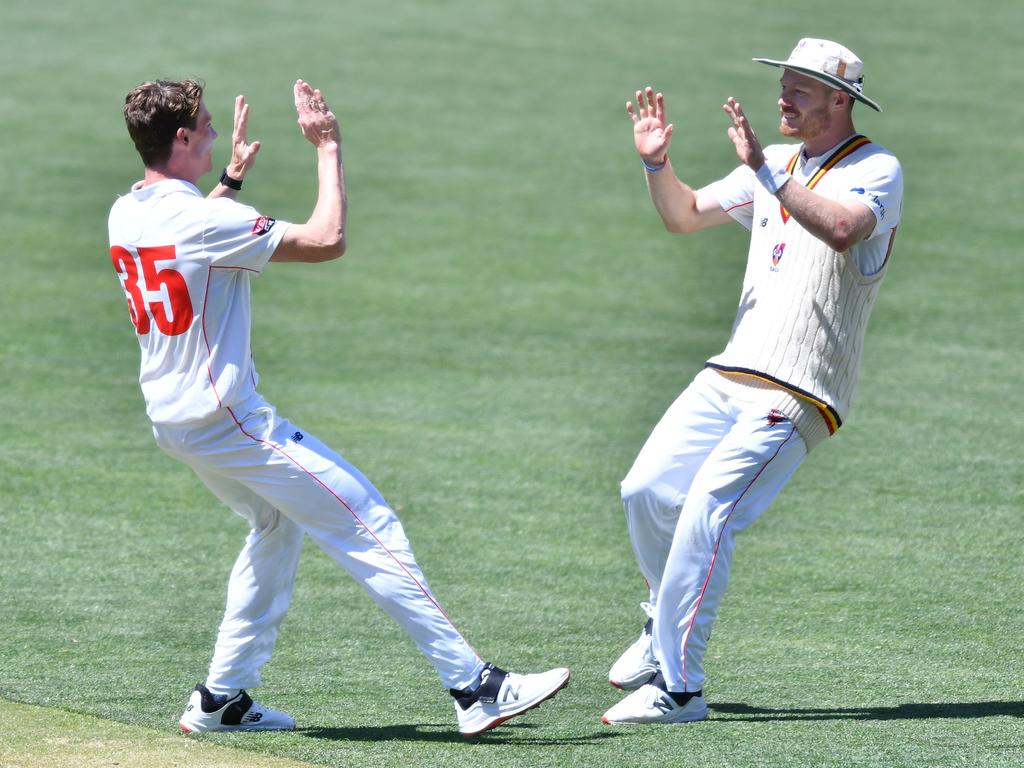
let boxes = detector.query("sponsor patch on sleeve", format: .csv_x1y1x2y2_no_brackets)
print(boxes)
849,187,886,220
251,215,276,236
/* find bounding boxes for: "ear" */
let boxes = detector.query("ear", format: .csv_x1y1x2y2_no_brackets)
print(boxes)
176,127,189,144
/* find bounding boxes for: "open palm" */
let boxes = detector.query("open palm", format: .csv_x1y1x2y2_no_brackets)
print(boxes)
627,87,674,162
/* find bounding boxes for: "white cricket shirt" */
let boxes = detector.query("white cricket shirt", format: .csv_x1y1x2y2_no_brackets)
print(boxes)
108,179,291,424
708,136,903,275
701,136,904,448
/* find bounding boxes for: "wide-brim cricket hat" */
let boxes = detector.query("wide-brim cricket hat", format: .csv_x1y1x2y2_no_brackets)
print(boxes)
753,38,881,112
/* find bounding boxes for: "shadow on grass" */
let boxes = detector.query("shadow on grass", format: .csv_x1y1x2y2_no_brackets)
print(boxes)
299,722,622,745
711,701,1024,721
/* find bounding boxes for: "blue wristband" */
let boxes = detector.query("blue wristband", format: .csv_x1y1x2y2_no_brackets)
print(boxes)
643,156,668,173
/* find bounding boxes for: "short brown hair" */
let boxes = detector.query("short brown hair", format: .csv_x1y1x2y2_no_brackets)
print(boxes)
123,79,204,167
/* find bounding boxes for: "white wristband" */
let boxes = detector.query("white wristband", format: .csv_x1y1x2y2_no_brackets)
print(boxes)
755,162,792,195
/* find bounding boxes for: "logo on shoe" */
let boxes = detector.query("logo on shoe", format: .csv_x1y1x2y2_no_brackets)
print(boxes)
652,694,674,715
501,682,521,703
242,711,264,723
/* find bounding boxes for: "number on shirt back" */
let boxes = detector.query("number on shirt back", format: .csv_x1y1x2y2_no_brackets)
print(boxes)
110,245,194,336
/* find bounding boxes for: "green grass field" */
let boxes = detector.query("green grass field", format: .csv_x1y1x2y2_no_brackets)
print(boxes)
2,0,1022,766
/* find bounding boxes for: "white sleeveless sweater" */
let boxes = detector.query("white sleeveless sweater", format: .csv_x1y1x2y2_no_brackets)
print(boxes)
707,137,889,450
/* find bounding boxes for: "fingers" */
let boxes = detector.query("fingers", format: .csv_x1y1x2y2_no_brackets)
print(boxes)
294,79,311,108
628,87,666,122
723,97,748,128
294,80,330,114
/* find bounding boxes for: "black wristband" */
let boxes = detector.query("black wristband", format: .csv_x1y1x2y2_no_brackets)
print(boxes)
219,168,243,190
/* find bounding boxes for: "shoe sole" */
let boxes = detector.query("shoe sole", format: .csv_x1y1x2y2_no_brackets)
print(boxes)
179,721,296,733
461,670,571,738
608,672,656,691
600,712,708,725
601,702,708,725
606,675,655,696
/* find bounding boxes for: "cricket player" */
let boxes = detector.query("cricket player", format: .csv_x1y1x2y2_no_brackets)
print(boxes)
603,39,903,724
108,78,569,736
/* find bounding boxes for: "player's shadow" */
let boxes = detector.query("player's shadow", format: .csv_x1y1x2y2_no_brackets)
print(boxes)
710,700,1024,721
299,722,621,745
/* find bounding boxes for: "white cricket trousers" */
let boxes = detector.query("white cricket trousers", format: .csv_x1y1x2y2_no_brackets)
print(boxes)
152,393,484,693
621,369,808,693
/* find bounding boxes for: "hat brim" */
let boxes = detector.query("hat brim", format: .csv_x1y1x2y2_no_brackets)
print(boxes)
753,57,882,112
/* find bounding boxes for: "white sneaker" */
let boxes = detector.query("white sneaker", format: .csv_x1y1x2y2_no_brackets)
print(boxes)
178,684,296,732
452,663,571,737
601,682,707,725
608,602,658,690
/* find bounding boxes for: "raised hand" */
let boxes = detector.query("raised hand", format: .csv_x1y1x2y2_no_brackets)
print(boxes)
626,87,674,164
294,80,340,148
227,95,261,179
723,97,765,170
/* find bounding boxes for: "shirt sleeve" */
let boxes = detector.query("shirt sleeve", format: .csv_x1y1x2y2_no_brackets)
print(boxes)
201,198,292,271
705,164,756,231
837,149,903,239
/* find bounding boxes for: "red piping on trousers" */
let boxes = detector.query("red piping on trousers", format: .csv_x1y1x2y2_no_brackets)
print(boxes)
679,426,797,690
224,404,478,657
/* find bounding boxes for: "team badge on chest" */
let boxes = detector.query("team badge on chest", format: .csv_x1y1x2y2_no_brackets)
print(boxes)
770,242,785,272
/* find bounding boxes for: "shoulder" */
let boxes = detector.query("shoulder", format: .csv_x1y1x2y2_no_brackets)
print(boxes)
763,143,801,164
841,143,904,198
851,141,902,173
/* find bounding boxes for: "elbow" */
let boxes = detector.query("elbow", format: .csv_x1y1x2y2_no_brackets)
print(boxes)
314,232,346,262
827,229,859,253
665,218,699,235
328,233,347,260
827,217,869,252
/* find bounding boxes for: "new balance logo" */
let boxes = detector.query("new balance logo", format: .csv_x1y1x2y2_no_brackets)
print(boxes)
290,431,304,442
501,682,521,703
652,695,674,715
242,711,264,723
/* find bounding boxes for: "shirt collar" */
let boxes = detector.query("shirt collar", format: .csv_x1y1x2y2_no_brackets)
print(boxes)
128,178,202,201
797,133,859,176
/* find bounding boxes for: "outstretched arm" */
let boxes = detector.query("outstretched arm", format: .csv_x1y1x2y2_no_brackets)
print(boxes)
271,80,347,263
208,95,262,200
627,86,731,234
723,97,875,252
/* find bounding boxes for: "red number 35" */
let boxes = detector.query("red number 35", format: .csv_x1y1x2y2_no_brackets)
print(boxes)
110,245,194,336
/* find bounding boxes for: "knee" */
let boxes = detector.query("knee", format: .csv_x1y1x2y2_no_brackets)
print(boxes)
620,473,676,515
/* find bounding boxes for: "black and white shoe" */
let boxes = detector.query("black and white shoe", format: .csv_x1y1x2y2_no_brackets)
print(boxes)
451,663,570,737
178,684,295,733
601,672,707,725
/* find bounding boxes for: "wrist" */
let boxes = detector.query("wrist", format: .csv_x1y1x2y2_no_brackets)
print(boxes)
754,161,791,195
643,155,668,173
219,167,243,190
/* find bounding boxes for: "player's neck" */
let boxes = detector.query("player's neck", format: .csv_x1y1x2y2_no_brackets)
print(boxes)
140,166,201,189
802,120,857,158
